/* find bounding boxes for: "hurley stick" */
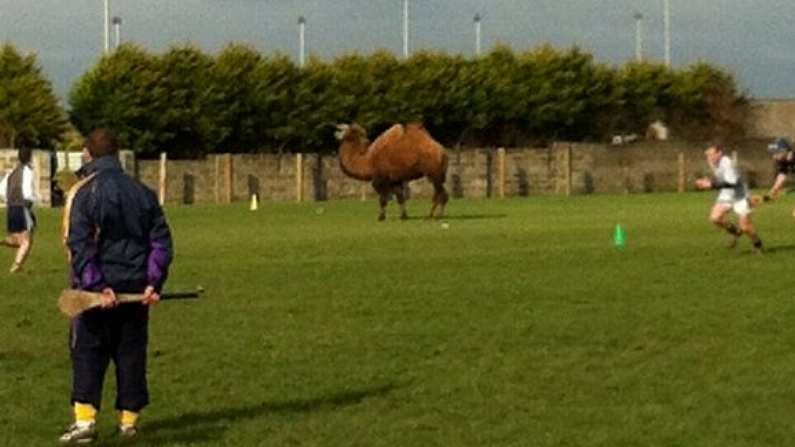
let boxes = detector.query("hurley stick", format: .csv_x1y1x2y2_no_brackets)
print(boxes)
58,287,203,318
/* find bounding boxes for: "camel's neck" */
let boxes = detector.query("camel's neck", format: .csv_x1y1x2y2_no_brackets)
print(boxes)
338,140,373,181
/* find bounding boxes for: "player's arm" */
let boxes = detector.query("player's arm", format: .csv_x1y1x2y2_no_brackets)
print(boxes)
695,177,738,190
22,165,37,206
767,173,787,200
66,188,108,292
145,189,173,294
695,175,739,190
0,173,6,202
695,177,713,190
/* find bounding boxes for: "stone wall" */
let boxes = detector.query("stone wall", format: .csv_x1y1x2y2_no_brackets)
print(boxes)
571,140,774,194
749,100,795,139
1,141,773,209
2,143,775,208
134,139,778,206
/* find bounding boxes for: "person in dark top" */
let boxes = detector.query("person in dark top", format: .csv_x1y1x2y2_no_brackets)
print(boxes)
59,128,174,444
0,147,38,273
764,137,795,219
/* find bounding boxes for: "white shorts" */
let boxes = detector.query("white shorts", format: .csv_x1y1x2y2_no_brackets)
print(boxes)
716,198,751,216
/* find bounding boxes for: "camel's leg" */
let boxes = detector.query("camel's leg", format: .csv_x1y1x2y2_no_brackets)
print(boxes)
393,183,409,220
431,181,449,219
372,180,390,221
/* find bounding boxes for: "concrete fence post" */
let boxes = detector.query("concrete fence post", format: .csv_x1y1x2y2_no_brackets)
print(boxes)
158,152,167,206
296,153,304,202
677,152,686,193
213,155,221,204
564,144,572,196
214,154,233,204
497,147,506,199
224,154,233,204
32,152,41,201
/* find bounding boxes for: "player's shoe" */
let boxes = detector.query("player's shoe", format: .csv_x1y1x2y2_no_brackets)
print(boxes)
118,424,138,439
9,262,21,273
726,235,739,249
59,422,97,444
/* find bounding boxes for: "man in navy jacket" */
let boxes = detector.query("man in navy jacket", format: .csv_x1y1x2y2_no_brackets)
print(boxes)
60,128,173,444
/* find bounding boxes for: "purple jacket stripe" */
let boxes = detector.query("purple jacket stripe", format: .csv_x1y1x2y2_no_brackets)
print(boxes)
81,261,106,291
147,242,170,290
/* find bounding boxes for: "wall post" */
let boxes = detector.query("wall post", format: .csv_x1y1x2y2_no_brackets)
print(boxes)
677,152,686,193
497,147,506,199
158,152,167,205
296,153,304,202
224,153,233,203
564,144,572,196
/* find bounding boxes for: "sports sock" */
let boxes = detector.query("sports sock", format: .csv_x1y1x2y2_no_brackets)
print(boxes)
725,223,741,236
74,402,97,425
120,410,139,428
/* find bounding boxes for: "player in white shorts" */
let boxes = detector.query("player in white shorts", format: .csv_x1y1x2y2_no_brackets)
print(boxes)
695,144,763,252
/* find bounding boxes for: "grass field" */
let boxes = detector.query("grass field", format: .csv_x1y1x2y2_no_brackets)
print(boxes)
2,193,795,446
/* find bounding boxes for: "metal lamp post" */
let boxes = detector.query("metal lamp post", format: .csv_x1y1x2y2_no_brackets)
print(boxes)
298,16,306,68
103,0,110,53
402,0,410,59
633,13,643,62
663,0,671,67
112,16,122,49
474,13,482,57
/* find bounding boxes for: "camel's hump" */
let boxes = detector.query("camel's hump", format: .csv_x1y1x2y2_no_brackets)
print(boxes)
367,124,405,154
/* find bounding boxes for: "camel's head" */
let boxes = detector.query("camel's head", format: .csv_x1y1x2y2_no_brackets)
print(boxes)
334,123,368,146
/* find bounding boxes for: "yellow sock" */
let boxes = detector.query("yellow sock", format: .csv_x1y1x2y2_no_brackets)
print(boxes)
74,402,97,424
120,410,139,427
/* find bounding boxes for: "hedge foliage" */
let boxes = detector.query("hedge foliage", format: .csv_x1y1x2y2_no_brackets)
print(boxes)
0,43,67,149
69,43,748,158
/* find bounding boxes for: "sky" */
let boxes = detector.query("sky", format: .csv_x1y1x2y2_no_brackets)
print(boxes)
1,0,794,101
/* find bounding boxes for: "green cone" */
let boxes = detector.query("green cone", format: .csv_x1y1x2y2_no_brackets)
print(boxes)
613,224,626,249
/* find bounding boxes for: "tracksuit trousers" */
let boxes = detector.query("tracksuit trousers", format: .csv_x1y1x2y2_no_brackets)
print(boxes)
69,304,150,411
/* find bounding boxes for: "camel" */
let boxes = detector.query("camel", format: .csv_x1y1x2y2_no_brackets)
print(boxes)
335,122,449,221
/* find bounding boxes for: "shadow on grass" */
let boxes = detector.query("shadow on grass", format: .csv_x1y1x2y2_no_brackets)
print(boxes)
759,244,795,254
101,426,220,446
403,213,508,221
139,382,399,445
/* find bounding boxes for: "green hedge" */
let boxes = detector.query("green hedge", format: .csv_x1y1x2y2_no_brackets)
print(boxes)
69,43,748,158
0,43,67,149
